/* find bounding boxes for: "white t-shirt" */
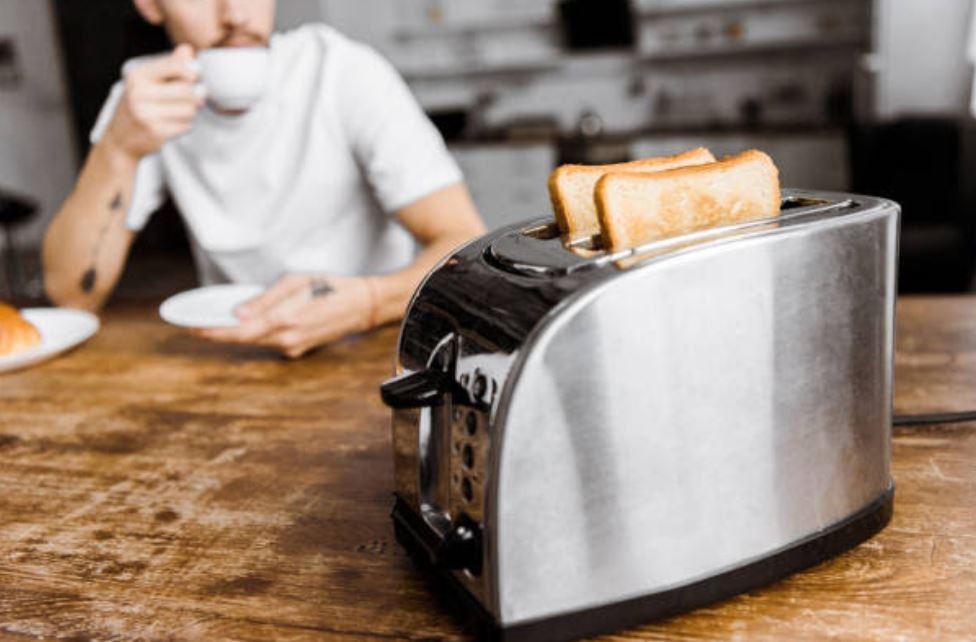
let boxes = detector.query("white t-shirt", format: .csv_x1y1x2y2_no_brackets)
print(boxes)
91,24,462,285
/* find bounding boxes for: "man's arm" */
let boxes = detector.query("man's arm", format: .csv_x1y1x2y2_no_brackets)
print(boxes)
196,182,485,357
372,181,486,325
42,144,138,310
43,45,202,311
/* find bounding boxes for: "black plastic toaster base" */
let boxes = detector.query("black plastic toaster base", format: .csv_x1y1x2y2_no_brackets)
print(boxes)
393,485,894,642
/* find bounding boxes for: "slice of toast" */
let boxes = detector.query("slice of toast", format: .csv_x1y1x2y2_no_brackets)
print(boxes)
595,149,781,253
548,147,716,244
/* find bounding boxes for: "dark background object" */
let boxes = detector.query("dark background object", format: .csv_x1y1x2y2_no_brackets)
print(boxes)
558,0,636,51
52,0,170,158
0,37,23,89
848,117,976,293
0,188,38,300
429,109,469,143
51,0,191,260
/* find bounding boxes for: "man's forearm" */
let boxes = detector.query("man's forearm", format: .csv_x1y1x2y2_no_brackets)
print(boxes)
369,232,476,327
43,142,138,310
372,182,486,328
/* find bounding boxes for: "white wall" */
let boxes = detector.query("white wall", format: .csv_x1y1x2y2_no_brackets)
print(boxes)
0,1,76,249
275,0,328,32
317,0,398,51
872,0,974,119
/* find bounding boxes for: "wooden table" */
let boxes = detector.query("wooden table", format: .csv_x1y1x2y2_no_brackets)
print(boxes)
1,296,974,642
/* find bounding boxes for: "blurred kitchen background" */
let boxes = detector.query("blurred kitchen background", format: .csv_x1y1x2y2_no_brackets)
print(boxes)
2,0,976,302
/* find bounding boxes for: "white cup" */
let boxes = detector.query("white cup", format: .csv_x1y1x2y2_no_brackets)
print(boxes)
197,47,270,112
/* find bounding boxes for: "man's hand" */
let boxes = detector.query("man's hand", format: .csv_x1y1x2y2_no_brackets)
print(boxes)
189,183,483,359
102,44,204,161
191,274,379,358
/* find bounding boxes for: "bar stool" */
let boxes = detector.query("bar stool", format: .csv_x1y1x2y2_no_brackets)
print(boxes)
0,189,38,301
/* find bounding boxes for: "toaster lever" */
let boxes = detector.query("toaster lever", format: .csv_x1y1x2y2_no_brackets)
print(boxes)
381,370,459,409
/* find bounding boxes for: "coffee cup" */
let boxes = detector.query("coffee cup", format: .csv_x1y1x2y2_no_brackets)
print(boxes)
197,47,270,112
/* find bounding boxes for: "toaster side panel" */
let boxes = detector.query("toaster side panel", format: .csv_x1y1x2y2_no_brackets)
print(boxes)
389,223,597,615
492,207,898,626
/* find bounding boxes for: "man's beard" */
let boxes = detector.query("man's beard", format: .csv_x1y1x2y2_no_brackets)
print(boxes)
211,28,269,48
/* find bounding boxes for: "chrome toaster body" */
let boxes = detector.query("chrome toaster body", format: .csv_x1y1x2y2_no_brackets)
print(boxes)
382,191,899,641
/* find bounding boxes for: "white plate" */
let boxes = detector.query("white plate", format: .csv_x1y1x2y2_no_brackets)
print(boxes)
159,284,265,329
0,308,100,374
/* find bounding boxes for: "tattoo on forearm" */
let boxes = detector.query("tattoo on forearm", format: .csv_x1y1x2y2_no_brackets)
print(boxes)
80,190,125,293
310,278,334,298
80,267,96,293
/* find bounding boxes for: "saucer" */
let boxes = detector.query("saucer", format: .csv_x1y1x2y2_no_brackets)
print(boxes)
159,284,264,329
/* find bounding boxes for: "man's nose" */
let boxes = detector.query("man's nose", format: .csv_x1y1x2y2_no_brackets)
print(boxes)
220,0,247,27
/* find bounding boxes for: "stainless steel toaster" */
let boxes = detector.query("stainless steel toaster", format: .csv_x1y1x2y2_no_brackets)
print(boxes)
381,190,898,642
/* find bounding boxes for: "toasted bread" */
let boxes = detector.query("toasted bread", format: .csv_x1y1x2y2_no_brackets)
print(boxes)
548,147,716,243
595,149,781,253
0,302,41,357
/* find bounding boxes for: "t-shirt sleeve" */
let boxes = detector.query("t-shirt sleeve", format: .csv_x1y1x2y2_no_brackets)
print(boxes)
90,81,166,231
336,44,462,214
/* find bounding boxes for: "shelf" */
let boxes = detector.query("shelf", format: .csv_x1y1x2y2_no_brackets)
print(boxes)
636,0,869,20
393,17,552,42
401,60,561,82
445,123,849,148
639,36,867,64
402,36,861,82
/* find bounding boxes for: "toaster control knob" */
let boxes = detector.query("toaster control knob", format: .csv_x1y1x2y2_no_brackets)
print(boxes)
472,371,496,404
437,517,482,575
472,373,489,400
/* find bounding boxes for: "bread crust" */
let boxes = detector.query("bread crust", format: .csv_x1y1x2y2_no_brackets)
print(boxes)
548,147,716,243
0,302,41,357
595,149,781,252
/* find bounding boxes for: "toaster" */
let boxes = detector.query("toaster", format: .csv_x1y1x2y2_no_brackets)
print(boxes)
381,190,898,641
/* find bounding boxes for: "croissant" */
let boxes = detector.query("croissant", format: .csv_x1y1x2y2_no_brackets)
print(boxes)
0,302,41,357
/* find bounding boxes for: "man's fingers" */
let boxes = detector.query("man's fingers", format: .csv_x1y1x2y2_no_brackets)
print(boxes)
157,124,194,141
187,273,365,358
135,47,199,84
195,291,320,355
144,82,205,105
192,321,308,357
236,276,308,320
195,290,307,343
139,102,200,124
191,316,275,344
153,115,199,140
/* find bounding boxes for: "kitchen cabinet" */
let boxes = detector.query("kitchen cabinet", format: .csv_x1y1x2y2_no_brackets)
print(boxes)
632,130,850,191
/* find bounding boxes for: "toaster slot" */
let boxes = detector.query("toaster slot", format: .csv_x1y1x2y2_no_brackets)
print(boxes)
486,191,858,278
607,194,857,267
522,222,561,240
486,220,594,277
782,195,835,210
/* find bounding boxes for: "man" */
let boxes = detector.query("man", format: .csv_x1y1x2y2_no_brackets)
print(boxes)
43,0,485,357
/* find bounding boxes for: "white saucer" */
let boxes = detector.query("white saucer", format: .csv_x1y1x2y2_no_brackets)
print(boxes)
0,308,100,374
159,284,264,329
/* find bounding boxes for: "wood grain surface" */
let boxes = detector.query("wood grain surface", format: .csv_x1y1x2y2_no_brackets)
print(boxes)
0,296,974,642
